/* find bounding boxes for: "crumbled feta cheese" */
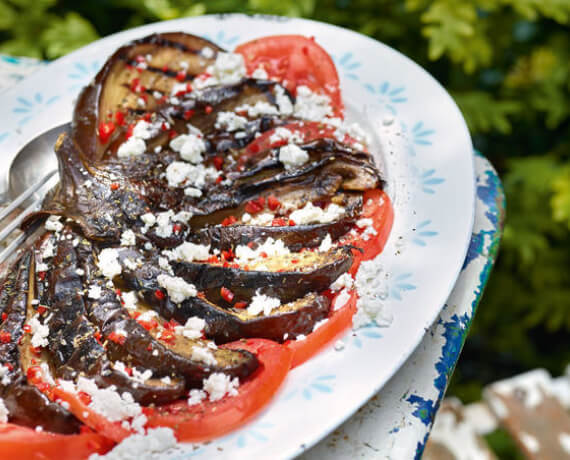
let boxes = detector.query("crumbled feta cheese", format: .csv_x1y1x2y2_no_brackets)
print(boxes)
333,288,352,311
169,133,206,164
158,256,172,274
187,389,207,406
269,127,303,145
165,242,210,263
155,211,174,239
120,229,136,247
313,318,329,331
248,212,274,225
36,262,49,272
296,334,306,341
278,144,309,169
88,285,102,300
75,269,84,277
331,273,354,292
215,111,248,132
88,427,177,460
235,101,279,117
170,82,188,96
132,121,153,140
0,365,11,385
235,238,290,262
117,137,146,158
0,398,8,423
203,373,239,402
174,317,206,339
41,239,56,260
76,377,146,432
120,291,137,310
356,218,373,228
97,248,122,279
289,202,345,224
191,347,217,366
247,292,281,316
294,85,333,121
251,66,268,79
184,187,202,197
201,46,215,59
157,275,197,303
28,314,49,348
353,260,392,328
45,215,63,232
274,85,293,115
318,234,333,252
334,340,345,351
140,213,156,227
165,161,219,189
207,52,246,85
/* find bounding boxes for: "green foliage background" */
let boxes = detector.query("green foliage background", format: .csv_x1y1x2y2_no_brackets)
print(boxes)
1,0,569,407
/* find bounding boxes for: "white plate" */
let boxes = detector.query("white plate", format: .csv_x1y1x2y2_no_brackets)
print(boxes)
0,14,474,459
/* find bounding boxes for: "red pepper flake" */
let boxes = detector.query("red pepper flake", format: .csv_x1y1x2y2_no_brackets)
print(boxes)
267,196,281,211
204,105,213,114
108,331,126,345
78,391,92,405
159,330,175,344
221,216,237,226
245,197,266,214
4,363,13,371
37,305,47,315
130,78,145,93
138,318,158,331
168,130,178,139
147,345,152,351
26,366,41,382
98,122,116,144
94,331,102,344
115,111,126,126
162,65,169,73
291,259,299,264
30,346,42,357
271,217,287,227
260,251,268,258
213,156,224,170
186,83,193,93
0,331,11,343
207,255,219,264
161,122,169,131
176,70,186,82
110,183,120,191
288,219,296,226
126,123,135,139
234,301,248,309
197,291,206,299
247,242,256,249
220,287,235,303
23,324,31,334
215,176,224,184
142,112,152,122
221,249,234,261
173,223,182,234
222,261,231,268
1,312,7,322
183,109,195,120
154,289,165,300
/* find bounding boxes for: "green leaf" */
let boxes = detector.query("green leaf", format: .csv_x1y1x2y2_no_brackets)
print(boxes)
552,166,570,228
501,0,570,24
40,12,99,59
0,1,17,30
452,91,521,134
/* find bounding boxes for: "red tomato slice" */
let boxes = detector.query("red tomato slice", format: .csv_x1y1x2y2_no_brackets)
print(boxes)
0,423,113,460
52,386,132,443
235,35,343,117
145,339,292,442
286,289,357,368
346,189,394,275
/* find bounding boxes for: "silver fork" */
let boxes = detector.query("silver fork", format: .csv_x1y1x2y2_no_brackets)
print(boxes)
0,123,67,263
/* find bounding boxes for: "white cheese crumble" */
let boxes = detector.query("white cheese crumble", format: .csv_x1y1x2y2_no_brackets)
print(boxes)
235,101,279,117
165,161,219,189
41,239,56,260
215,111,248,132
174,317,206,339
294,85,333,121
206,52,246,86
333,288,352,311
0,398,8,423
140,213,156,227
36,262,49,272
117,121,156,158
29,314,49,348
157,275,197,303
45,215,63,232
251,66,268,79
318,234,333,252
97,248,122,279
201,46,215,59
278,144,309,169
353,260,392,328
235,238,290,262
203,373,239,402
120,230,136,247
88,427,177,460
331,273,354,292
184,187,202,197
269,127,303,145
0,365,11,385
247,292,281,316
520,432,540,453
187,389,207,406
289,202,345,225
155,211,174,239
75,377,146,433
164,242,210,263
121,291,138,310
88,284,102,300
274,85,293,115
334,340,345,351
191,347,217,366
169,133,206,164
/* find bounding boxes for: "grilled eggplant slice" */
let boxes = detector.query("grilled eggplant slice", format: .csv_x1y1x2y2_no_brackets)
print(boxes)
0,252,81,434
73,32,223,162
171,247,352,305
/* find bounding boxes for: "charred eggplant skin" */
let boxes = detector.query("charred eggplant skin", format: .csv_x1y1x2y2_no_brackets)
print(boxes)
171,248,353,305
0,252,81,434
